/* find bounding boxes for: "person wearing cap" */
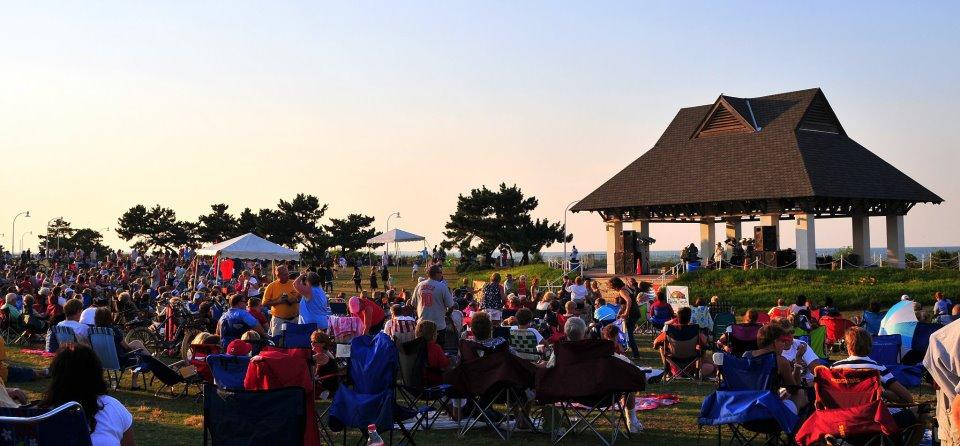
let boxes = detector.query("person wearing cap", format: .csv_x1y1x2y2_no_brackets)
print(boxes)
410,265,455,337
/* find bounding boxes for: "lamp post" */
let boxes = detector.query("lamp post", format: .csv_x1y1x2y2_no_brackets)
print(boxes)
385,212,400,270
11,211,29,254
562,200,579,272
20,231,33,254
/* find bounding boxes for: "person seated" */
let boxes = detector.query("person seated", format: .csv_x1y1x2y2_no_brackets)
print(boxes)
654,307,715,378
225,330,262,356
832,326,924,445
311,330,339,399
744,324,808,414
93,307,148,387
468,311,509,352
690,298,714,337
510,307,545,344
768,298,792,319
717,309,762,354
600,324,643,433
246,297,268,331
952,304,960,322
415,320,451,386
216,294,266,350
349,292,386,335
858,301,886,335
504,294,522,311
536,292,555,311
57,299,90,345
0,336,49,384
934,292,954,325
819,297,839,318
649,294,675,329
770,317,824,387
653,307,709,350
384,304,416,337
559,301,579,330
546,317,587,368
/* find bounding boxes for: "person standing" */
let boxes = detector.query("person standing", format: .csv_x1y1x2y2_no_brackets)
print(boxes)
323,264,334,294
924,319,960,446
293,271,331,330
481,273,505,325
410,265,455,342
261,265,300,337
369,266,379,291
352,265,362,292
380,263,390,289
610,277,640,359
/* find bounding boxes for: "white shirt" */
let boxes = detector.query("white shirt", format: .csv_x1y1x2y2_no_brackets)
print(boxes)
781,339,822,381
80,307,98,325
565,284,588,302
57,320,90,344
924,319,960,444
90,395,133,446
246,276,260,297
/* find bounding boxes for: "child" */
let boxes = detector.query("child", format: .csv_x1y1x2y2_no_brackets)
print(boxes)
384,304,416,337
601,324,642,433
246,297,268,330
416,320,451,386
311,330,339,398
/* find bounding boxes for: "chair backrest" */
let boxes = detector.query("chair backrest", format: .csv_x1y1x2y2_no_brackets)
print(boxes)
869,335,902,366
492,326,512,341
348,332,398,394
666,332,700,360
459,338,509,362
189,343,221,360
822,317,855,344
812,366,883,410
88,327,121,371
396,337,427,390
509,329,540,361
203,384,305,446
712,312,735,340
0,402,92,446
331,315,363,342
651,304,673,323
729,323,761,356
207,354,251,390
718,352,777,391
54,325,78,345
330,301,348,316
281,322,317,349
138,353,185,386
755,312,771,325
807,325,828,359
862,311,885,335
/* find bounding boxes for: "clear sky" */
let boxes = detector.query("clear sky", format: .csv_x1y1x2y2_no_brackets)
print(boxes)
2,1,958,254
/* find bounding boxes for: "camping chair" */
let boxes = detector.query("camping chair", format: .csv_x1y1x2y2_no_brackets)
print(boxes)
0,402,92,446
389,319,417,344
698,352,799,446
901,322,941,365
649,305,674,331
535,339,647,446
207,354,251,391
0,307,16,343
795,326,828,360
712,312,735,347
795,367,904,446
53,325,78,345
244,346,326,446
188,343,222,385
281,322,317,349
509,329,543,361
492,326,512,341
727,323,761,357
869,335,924,389
447,338,539,441
330,301,348,316
821,317,856,353
756,312,771,325
89,326,139,389
137,353,205,398
396,336,453,430
203,384,305,446
328,333,418,446
662,324,703,382
636,304,653,334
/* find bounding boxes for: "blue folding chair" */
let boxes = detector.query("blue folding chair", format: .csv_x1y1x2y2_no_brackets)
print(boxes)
89,326,138,389
698,352,799,446
53,325,78,345
871,334,924,388
0,402,92,446
281,322,317,349
203,384,305,446
207,354,251,391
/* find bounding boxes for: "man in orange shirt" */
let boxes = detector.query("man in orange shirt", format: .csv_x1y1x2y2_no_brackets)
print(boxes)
262,265,300,336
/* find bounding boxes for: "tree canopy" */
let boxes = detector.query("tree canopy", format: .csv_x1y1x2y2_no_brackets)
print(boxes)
116,205,195,252
442,183,570,264
324,214,379,254
38,218,108,254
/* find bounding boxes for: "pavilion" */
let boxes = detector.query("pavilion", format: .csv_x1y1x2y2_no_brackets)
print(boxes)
572,88,943,271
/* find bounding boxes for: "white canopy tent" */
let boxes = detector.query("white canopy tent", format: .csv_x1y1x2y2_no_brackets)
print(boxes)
196,233,300,283
366,229,427,267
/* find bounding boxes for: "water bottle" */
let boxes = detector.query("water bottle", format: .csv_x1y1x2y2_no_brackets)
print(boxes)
366,424,384,446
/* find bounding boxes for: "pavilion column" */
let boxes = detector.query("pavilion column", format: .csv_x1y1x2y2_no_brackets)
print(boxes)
605,220,623,274
795,213,816,270
885,215,905,269
699,217,716,263
724,218,741,243
632,221,649,239
851,214,871,266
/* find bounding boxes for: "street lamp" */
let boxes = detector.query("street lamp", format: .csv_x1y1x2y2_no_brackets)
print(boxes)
562,200,579,272
11,211,29,254
384,212,400,270
20,231,33,254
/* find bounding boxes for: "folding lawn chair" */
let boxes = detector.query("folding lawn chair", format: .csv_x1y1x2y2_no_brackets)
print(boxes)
795,326,828,360
535,339,647,446
795,367,907,446
0,402,92,446
756,312,771,325
636,304,653,334
281,322,317,349
53,325,78,345
245,346,327,446
728,323,761,357
869,334,924,388
207,354,251,391
649,305,673,332
203,384,305,446
330,301,348,316
712,312,735,347
188,343,222,385
492,326,512,341
509,328,543,361
698,352,799,446
137,353,205,398
89,326,139,389
821,316,855,353
396,336,452,430
662,324,703,382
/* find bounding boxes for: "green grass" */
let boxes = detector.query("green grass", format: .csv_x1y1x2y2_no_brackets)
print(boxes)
461,264,568,283
671,268,960,310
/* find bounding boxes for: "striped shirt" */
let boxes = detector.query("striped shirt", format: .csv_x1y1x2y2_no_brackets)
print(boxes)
831,355,896,387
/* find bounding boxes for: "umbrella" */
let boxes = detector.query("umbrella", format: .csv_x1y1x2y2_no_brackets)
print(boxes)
878,301,918,357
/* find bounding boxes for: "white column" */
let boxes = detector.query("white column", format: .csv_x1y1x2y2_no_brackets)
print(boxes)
605,220,623,274
699,217,716,262
852,214,870,266
885,215,905,269
724,218,741,243
758,213,780,251
632,221,649,239
795,213,816,270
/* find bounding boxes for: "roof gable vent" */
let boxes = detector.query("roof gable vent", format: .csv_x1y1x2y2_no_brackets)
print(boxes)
799,94,843,134
694,97,756,138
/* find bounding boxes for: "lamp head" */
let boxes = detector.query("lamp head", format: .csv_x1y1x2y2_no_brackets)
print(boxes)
24,211,30,217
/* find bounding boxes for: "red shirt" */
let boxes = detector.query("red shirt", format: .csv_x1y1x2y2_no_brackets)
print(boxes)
358,299,385,334
425,341,450,386
248,307,268,325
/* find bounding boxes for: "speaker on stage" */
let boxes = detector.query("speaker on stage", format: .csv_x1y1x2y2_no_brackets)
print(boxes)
622,231,635,254
754,226,778,252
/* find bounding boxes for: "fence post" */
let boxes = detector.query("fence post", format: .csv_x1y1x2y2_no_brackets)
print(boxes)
840,255,843,270
921,254,925,270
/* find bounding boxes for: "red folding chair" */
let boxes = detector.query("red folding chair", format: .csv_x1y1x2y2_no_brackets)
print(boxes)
796,366,898,446
755,313,771,325
188,344,221,385
820,317,855,353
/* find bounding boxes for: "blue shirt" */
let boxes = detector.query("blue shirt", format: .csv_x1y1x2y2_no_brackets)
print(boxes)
298,286,330,329
218,308,260,348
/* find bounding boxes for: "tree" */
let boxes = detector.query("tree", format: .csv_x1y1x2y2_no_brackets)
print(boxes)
196,203,239,243
325,214,379,254
237,208,259,235
38,217,76,251
116,204,196,252
442,183,570,265
69,228,108,254
37,218,108,254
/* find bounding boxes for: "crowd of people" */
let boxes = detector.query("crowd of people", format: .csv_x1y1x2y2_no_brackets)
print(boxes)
1,245,959,446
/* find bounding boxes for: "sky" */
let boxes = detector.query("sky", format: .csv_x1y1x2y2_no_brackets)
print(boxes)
2,1,958,254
